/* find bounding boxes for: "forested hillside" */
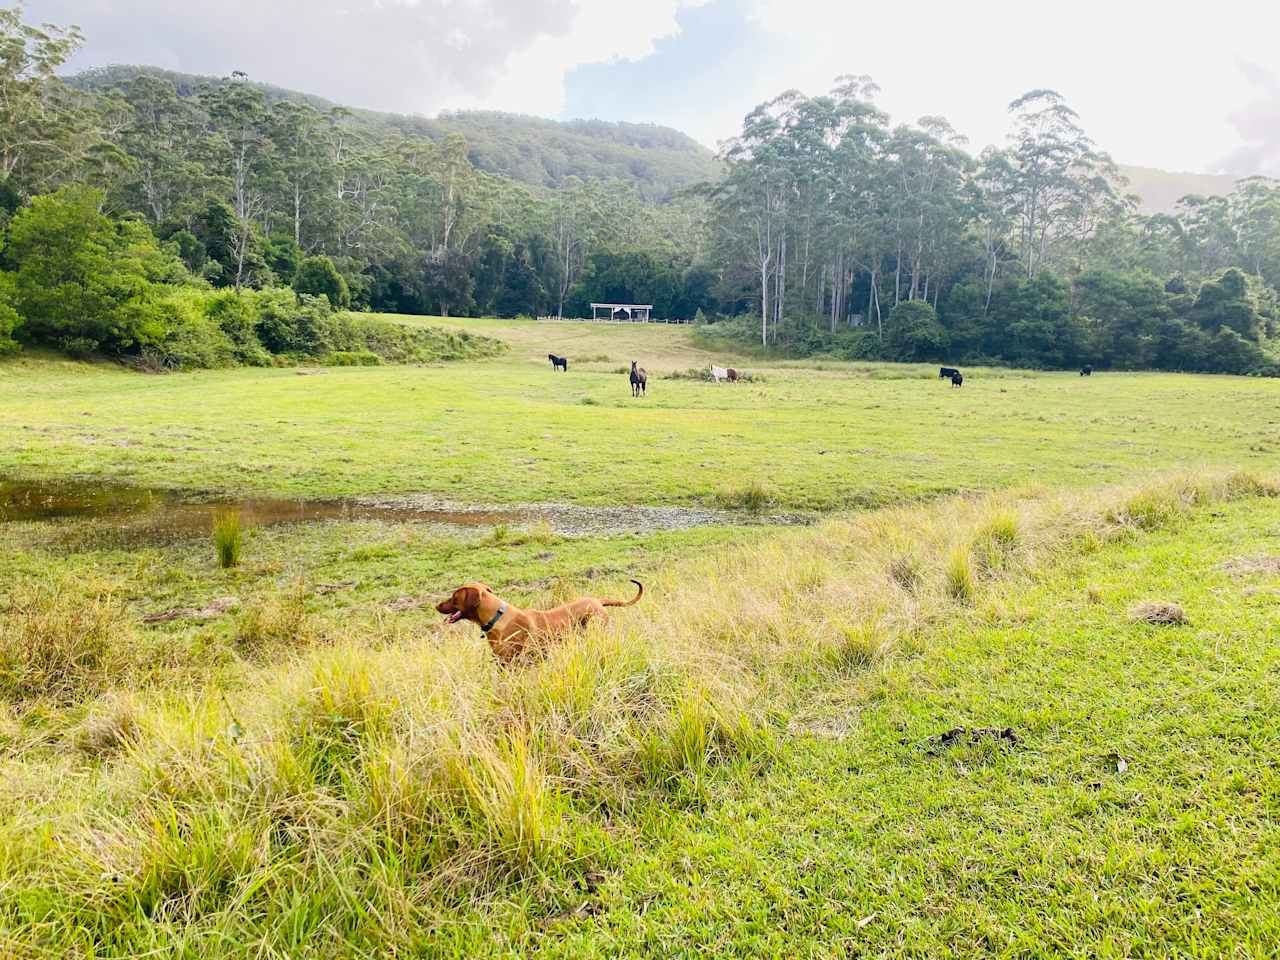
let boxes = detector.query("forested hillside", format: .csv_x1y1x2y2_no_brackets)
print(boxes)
68,66,720,201
1,7,1278,376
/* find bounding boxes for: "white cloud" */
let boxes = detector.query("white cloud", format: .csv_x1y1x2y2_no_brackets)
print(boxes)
741,0,1280,171
33,0,1280,172
443,0,711,116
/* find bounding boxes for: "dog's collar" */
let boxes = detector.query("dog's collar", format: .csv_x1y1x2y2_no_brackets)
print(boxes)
480,602,508,634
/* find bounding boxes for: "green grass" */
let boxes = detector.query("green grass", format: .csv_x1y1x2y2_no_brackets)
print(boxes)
211,509,243,569
2,475,1278,956
1,318,1277,509
3,319,1280,956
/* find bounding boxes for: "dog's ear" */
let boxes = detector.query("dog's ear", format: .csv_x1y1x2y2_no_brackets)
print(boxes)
460,587,481,612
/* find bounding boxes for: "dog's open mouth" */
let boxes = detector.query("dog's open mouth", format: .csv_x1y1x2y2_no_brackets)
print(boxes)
444,610,464,624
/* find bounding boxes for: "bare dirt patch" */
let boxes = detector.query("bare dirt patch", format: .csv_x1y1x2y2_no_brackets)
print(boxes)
1221,555,1280,576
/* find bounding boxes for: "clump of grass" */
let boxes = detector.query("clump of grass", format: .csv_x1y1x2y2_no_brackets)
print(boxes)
972,510,1020,573
73,692,143,758
827,622,887,672
446,732,559,872
212,509,244,569
638,693,759,792
0,578,132,703
667,366,713,381
944,545,977,603
1111,488,1189,531
888,552,922,592
484,521,559,548
715,480,772,513
235,580,312,652
1129,600,1187,625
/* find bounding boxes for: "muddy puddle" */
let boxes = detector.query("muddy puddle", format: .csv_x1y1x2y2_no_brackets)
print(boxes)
0,478,811,544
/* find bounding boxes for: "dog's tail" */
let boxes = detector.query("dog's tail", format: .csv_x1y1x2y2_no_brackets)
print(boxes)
603,579,644,607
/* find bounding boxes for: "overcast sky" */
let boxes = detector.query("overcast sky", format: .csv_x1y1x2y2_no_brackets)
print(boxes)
29,0,1280,176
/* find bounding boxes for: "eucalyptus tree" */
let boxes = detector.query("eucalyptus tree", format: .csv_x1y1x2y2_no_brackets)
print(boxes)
112,73,209,225
1001,89,1123,277
200,74,275,287
547,176,603,319
715,92,798,345
268,100,330,247
885,116,971,306
1231,176,1280,286
823,76,890,334
0,7,99,195
1174,194,1239,277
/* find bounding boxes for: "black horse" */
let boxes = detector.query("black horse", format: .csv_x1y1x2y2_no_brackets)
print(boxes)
951,372,964,388
630,361,647,397
939,366,960,380
548,353,568,372
1080,365,1093,377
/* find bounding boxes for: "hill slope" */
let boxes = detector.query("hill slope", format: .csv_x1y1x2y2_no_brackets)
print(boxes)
67,65,720,200
1117,164,1239,214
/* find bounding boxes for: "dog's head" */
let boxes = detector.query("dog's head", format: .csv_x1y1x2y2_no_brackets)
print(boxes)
436,582,493,625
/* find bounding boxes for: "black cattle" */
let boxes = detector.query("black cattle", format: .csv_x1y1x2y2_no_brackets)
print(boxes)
951,372,964,388
548,353,568,372
939,367,960,380
1080,365,1093,377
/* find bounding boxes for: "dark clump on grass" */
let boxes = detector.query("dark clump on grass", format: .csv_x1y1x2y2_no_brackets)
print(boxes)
212,509,244,569
888,553,921,592
1128,600,1187,626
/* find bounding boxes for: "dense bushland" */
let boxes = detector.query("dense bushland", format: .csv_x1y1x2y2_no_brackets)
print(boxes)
0,186,502,367
702,266,1280,374
2,8,1279,374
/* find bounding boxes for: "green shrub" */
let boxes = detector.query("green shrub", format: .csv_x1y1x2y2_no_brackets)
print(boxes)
293,255,351,309
152,287,237,369
0,272,20,355
6,187,183,357
204,291,271,366
886,300,949,362
325,350,381,367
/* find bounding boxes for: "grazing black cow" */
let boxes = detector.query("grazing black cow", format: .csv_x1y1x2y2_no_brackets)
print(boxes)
939,366,960,380
1080,365,1093,377
951,372,964,388
548,353,568,372
630,361,647,397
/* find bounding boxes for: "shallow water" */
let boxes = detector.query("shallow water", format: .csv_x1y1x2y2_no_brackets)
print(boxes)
0,478,810,542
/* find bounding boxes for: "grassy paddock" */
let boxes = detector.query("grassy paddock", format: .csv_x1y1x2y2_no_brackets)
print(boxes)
1,470,1276,955
1,320,1277,508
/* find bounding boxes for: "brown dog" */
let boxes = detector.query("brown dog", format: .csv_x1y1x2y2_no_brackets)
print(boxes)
436,579,644,662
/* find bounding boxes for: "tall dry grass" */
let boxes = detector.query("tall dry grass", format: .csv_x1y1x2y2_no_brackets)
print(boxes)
0,470,1274,951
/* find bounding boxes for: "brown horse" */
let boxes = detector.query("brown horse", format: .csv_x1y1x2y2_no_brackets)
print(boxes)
630,361,647,397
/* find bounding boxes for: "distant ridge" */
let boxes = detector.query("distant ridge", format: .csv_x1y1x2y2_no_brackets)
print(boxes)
1117,164,1241,215
67,65,721,201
